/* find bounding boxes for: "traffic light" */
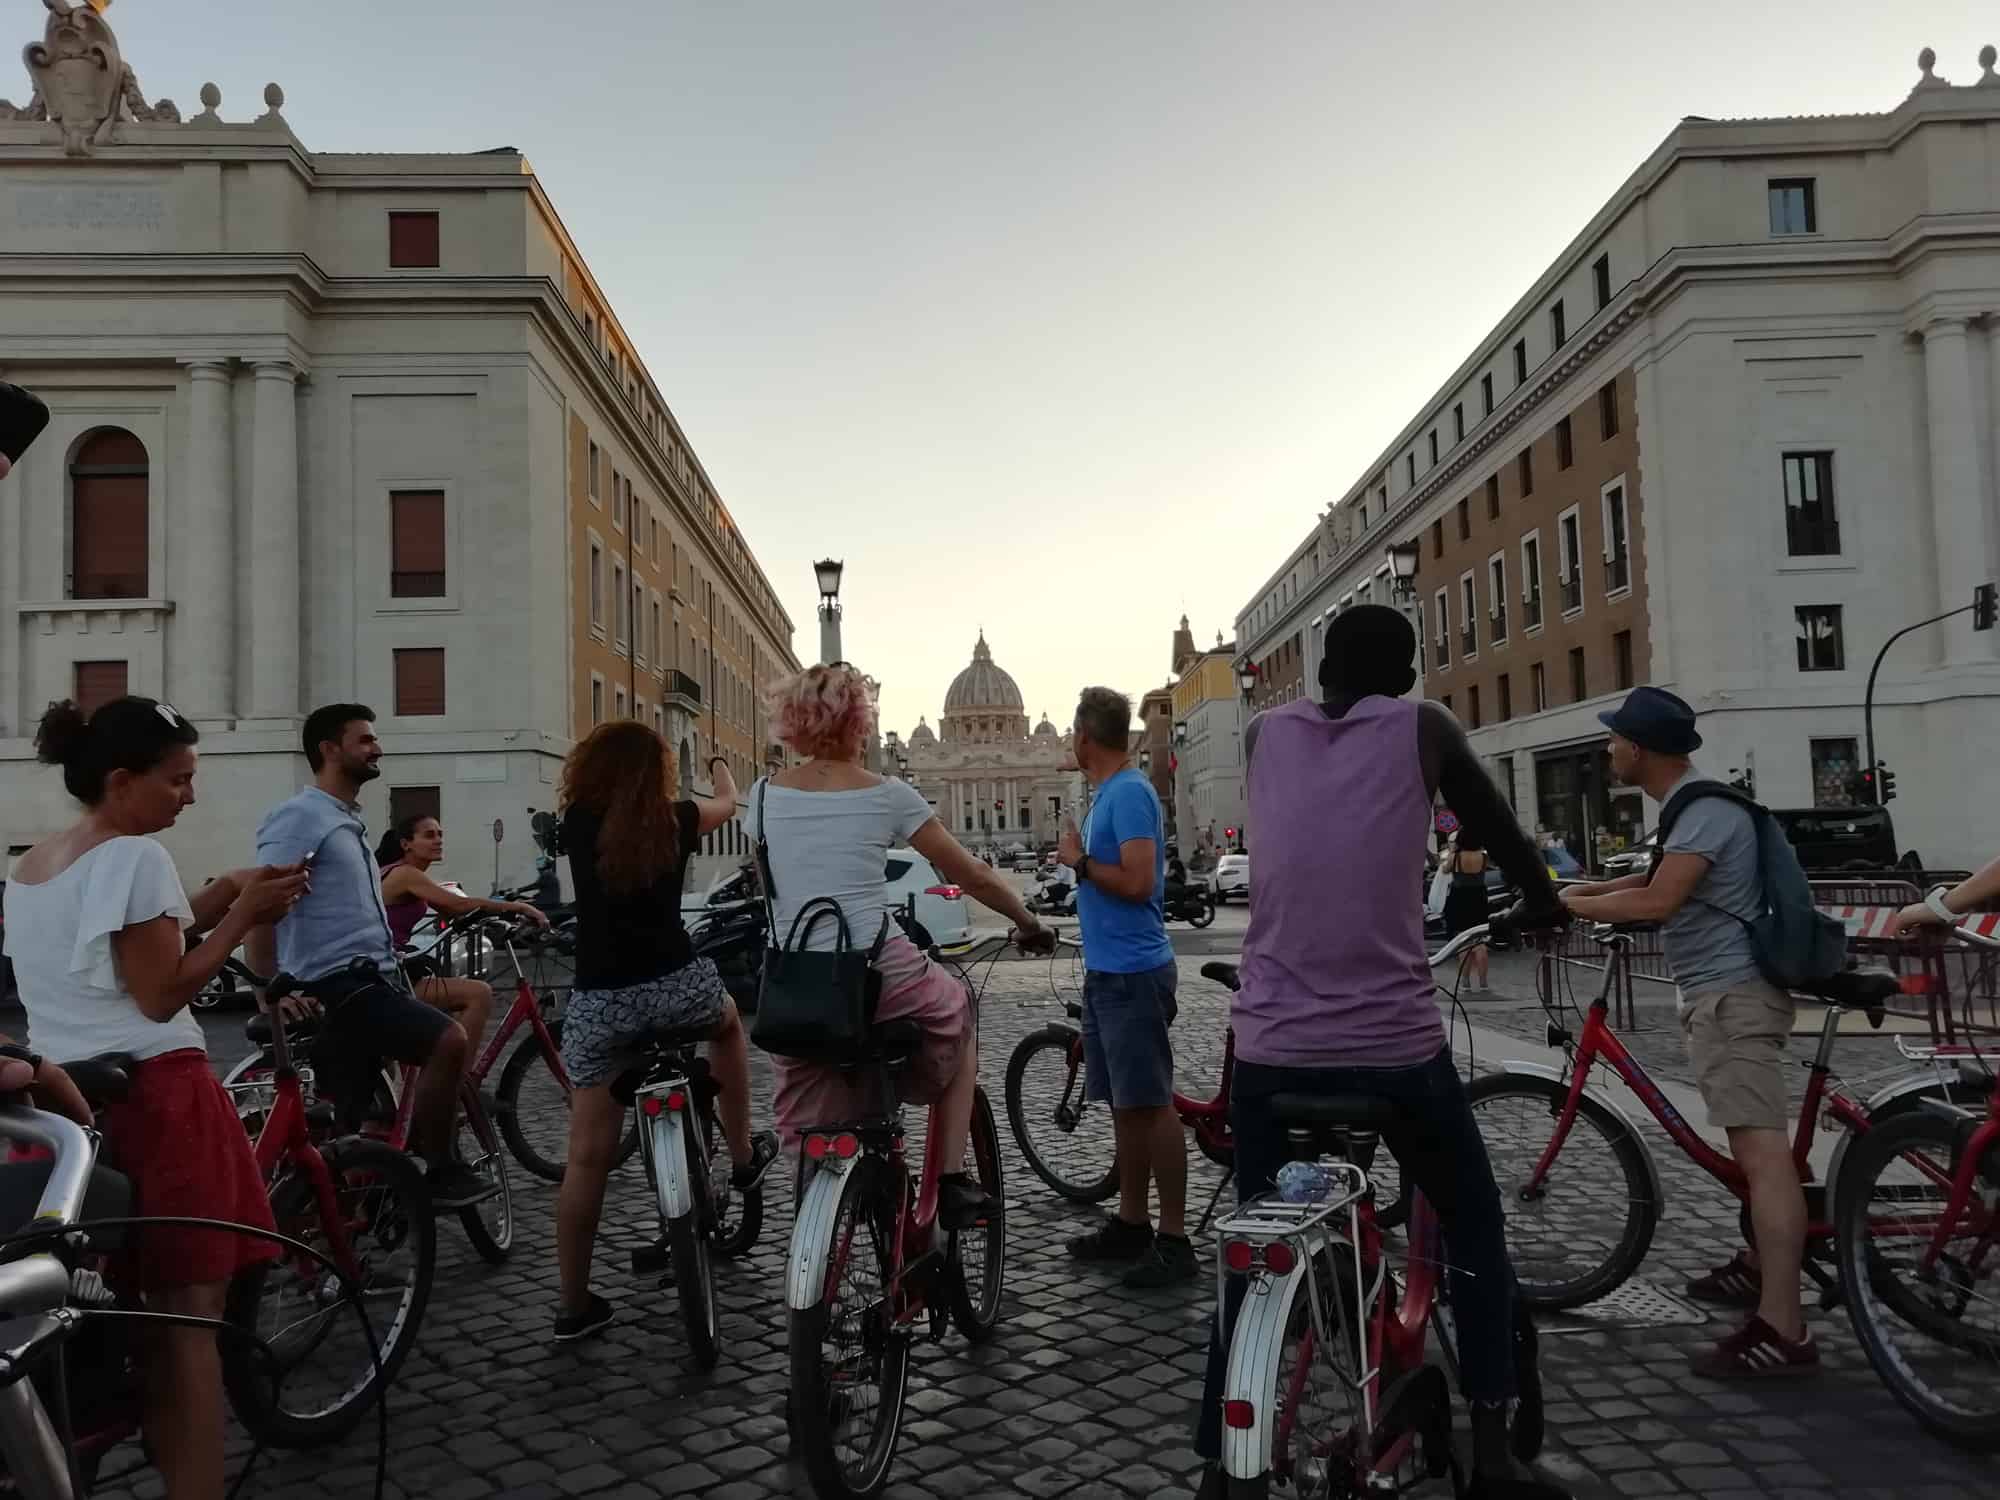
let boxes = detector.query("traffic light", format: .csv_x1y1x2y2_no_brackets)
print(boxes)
1877,763,1897,803
1855,768,1877,805
1975,582,1998,632
1224,827,1237,840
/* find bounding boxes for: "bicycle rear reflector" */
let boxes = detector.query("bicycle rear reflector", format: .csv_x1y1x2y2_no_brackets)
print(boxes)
1223,1239,1296,1274
1223,1400,1256,1430
803,1132,862,1162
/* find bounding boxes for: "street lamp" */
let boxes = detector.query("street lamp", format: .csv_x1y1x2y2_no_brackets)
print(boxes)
1173,720,1188,748
1238,664,1259,699
813,558,845,664
1386,540,1420,600
1139,748,1152,772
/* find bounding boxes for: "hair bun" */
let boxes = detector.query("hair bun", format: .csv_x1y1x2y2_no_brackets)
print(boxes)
33,700,90,768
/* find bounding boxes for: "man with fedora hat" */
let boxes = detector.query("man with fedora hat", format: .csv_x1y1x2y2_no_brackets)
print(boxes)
1562,685,1818,1379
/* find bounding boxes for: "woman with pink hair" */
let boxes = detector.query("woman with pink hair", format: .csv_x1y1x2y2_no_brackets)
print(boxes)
748,661,1052,1224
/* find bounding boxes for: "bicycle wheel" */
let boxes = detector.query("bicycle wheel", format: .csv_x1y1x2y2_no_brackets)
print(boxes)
1836,1108,2000,1451
1466,1072,1658,1310
668,1117,721,1371
493,1022,639,1182
1005,1025,1119,1203
223,1138,436,1448
950,1085,1006,1343
790,1158,909,1499
700,1100,764,1259
456,1092,514,1264
1229,1252,1361,1499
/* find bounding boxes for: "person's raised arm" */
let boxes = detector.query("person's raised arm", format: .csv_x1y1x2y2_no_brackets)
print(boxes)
1887,851,2000,936
691,757,740,837
113,867,307,1022
1563,854,1708,925
383,865,549,929
909,819,1044,936
1424,700,1554,915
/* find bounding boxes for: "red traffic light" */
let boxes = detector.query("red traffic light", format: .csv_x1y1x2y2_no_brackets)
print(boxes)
1225,826,1237,838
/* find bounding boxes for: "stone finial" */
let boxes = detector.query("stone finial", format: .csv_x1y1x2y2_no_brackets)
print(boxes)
255,82,286,126
190,81,222,125
1913,46,1950,92
1980,45,1999,86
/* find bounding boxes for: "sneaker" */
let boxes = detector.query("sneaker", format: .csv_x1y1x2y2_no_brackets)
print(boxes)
427,1161,501,1211
553,1293,615,1344
1685,1250,1762,1308
731,1130,782,1191
1068,1215,1154,1263
1122,1232,1198,1289
1687,1315,1819,1379
939,1172,1002,1231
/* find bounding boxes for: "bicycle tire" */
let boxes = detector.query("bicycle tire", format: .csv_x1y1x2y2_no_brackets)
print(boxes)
1227,1249,1361,1499
1004,1025,1119,1203
1835,1108,2000,1451
456,1093,514,1264
1465,1071,1658,1310
949,1085,1006,1343
493,1021,639,1183
669,1119,720,1371
789,1157,908,1499
223,1137,436,1449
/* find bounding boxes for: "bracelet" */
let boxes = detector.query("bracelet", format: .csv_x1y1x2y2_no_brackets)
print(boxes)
1924,885,1966,927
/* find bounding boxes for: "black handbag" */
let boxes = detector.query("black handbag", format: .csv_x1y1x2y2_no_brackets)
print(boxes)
748,778,887,1062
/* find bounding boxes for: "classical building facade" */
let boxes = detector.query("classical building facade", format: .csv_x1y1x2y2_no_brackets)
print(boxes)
903,635,1076,853
0,11,797,885
1171,634,1247,856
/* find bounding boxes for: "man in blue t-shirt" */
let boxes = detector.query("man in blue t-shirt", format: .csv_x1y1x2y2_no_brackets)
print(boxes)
1057,687,1190,1286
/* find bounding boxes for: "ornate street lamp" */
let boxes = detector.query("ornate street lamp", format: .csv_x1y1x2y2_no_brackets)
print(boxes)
1238,664,1259,699
813,558,845,602
1173,720,1188,748
813,558,845,664
1386,539,1420,600
1139,748,1152,772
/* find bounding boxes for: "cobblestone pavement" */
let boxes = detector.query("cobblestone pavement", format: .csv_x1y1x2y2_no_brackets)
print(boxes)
97,954,1997,1500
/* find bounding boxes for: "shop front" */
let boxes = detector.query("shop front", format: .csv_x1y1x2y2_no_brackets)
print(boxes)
1533,738,1645,873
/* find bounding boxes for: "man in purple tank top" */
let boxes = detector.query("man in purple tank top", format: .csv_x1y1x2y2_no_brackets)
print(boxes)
1192,606,1568,1500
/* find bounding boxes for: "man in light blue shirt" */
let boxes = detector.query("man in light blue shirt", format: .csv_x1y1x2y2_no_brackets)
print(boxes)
1057,687,1189,1287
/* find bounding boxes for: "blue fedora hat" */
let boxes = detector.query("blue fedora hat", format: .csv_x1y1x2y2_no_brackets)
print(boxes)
1598,685,1701,754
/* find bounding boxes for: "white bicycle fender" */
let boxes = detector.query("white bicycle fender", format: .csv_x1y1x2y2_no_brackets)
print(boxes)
787,1158,858,1312
1492,1060,1666,1211
1219,1262,1310,1482
636,1083,695,1222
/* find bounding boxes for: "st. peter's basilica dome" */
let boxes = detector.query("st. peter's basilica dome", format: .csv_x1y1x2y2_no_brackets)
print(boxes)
943,632,1025,713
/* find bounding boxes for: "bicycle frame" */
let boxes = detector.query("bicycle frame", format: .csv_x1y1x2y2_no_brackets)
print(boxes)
442,924,572,1094
247,1014,361,1278
1057,1023,1234,1154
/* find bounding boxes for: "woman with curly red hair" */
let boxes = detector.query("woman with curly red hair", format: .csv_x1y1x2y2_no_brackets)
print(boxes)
749,662,1052,1225
550,720,777,1342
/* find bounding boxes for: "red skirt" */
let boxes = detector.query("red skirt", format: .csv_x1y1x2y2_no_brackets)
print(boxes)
99,1050,277,1292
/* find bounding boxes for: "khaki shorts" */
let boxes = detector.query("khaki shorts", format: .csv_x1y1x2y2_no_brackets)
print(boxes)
1679,981,1795,1131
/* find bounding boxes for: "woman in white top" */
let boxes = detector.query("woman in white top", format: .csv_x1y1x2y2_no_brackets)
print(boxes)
746,663,1052,1227
3,696,305,1500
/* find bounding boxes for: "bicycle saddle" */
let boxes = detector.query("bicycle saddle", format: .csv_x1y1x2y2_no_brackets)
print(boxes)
1269,1091,1404,1134
57,1053,134,1110
1799,968,1900,1025
1199,961,1241,993
244,1012,323,1046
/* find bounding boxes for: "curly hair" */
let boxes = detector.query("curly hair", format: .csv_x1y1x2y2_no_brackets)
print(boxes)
557,721,680,894
765,662,876,761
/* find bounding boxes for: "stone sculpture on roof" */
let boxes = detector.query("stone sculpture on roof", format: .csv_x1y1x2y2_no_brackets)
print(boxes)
2,2,252,149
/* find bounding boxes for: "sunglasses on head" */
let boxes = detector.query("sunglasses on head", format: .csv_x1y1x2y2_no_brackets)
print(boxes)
154,702,183,729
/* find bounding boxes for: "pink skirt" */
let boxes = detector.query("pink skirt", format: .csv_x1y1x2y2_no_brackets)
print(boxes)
769,935,971,1143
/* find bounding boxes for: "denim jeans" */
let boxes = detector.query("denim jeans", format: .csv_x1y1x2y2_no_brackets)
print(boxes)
1194,1046,1518,1460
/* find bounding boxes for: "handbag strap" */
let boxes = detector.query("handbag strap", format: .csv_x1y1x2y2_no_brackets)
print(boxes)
784,895,854,954
754,777,780,931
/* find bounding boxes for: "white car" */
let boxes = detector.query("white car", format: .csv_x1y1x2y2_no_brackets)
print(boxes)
1211,853,1250,903
885,848,973,947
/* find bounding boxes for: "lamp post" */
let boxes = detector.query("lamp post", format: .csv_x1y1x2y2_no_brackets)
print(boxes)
1173,720,1188,749
1238,664,1259,700
1386,540,1420,601
814,558,845,664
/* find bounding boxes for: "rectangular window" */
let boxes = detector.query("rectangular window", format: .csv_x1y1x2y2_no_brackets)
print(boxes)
1795,604,1845,672
1592,253,1611,310
615,686,627,719
1602,481,1631,593
651,600,662,669
612,561,628,646
1428,430,1439,466
1810,737,1860,807
1488,554,1508,642
1459,572,1477,659
387,211,440,268
1521,531,1543,629
1467,684,1481,730
587,442,599,502
1558,508,1583,613
1433,587,1450,664
1453,403,1465,443
1497,673,1512,722
1555,416,1573,470
1768,178,1817,235
1480,372,1494,416
1550,299,1566,348
1568,646,1587,702
1496,753,1517,810
1512,338,1528,385
1782,451,1840,556
389,490,446,597
590,676,604,726
588,541,604,631
632,581,644,661
393,647,446,716
1406,453,1415,486
1518,448,1534,497
1440,693,1452,717
1431,519,1444,559
1598,380,1619,440
73,660,127,716
1531,661,1547,713
389,785,441,830
611,469,625,531
1614,630,1634,690
1456,497,1470,541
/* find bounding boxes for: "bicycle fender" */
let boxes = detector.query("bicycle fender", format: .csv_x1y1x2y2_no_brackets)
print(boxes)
1219,1261,1312,1482
787,1157,859,1312
636,1081,694,1221
1824,1071,1958,1213
1490,1060,1666,1215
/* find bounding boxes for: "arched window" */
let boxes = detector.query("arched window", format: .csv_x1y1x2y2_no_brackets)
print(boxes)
70,429,149,599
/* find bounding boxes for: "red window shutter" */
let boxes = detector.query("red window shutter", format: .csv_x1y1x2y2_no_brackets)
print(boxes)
74,661,128,716
394,648,446,717
388,212,440,268
389,785,442,828
390,491,446,597
70,429,149,599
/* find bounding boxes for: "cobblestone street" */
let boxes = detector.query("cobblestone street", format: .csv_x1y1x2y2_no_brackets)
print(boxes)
96,950,2000,1500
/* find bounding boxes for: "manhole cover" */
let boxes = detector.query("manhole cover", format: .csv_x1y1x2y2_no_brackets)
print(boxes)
1537,1278,1709,1334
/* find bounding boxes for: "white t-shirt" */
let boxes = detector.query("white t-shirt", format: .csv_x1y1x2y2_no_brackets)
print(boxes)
1,837,207,1063
744,777,936,954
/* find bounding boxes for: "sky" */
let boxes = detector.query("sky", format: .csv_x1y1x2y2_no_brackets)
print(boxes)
91,1,2000,737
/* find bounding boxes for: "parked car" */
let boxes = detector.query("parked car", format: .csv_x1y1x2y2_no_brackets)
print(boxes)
1008,849,1040,872
1599,803,1899,881
885,847,973,947
1211,853,1250,903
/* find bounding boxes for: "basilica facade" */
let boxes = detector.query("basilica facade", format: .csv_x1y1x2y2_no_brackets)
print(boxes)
903,635,1078,853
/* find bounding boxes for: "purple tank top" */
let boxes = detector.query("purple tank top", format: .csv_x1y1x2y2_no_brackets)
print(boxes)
381,862,428,949
1234,696,1442,1069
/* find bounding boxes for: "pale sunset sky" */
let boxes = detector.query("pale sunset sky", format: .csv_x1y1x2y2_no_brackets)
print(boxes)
101,1,2000,736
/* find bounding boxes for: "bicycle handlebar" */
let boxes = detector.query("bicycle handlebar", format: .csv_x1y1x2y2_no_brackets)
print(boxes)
1946,922,2000,953
0,1105,98,1317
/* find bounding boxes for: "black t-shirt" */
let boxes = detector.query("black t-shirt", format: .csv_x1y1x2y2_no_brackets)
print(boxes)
561,801,700,990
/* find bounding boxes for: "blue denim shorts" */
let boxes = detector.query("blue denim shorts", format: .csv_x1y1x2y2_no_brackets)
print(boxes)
1081,960,1178,1109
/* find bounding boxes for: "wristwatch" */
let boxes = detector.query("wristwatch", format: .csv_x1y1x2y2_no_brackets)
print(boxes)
1924,884,1966,927
1075,854,1093,886
0,1042,42,1074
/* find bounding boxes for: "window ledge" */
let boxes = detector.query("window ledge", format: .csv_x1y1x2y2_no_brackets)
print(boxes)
1776,557,1857,574
1561,607,1585,623
17,599,175,634
1603,586,1633,603
379,599,460,616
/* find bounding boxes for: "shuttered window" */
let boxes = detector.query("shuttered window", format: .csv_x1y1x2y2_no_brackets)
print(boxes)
393,648,446,716
74,661,128,716
388,212,439,268
390,490,446,597
389,785,441,829
70,429,148,599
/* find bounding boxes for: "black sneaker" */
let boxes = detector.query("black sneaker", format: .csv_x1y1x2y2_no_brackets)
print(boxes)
731,1130,781,1191
939,1172,1001,1230
1122,1232,1198,1289
427,1162,500,1211
1068,1216,1154,1263
553,1293,615,1344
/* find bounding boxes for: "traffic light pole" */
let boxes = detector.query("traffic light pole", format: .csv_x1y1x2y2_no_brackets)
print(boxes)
1862,600,1976,802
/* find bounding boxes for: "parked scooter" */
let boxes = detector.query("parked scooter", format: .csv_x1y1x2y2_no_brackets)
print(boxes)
1163,882,1216,928
1028,867,1078,917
